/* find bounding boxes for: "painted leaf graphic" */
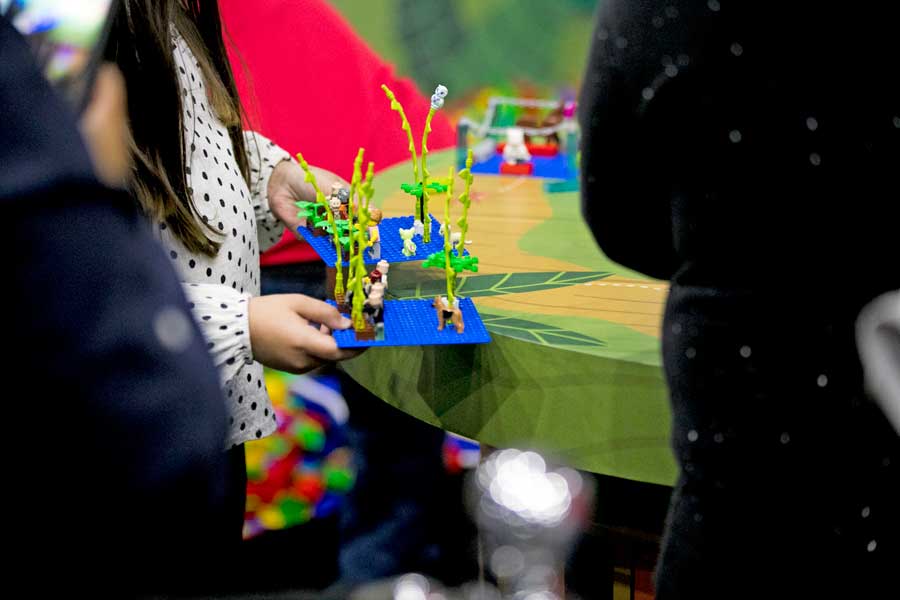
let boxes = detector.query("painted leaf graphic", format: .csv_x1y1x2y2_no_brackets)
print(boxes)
389,271,612,300
480,313,606,348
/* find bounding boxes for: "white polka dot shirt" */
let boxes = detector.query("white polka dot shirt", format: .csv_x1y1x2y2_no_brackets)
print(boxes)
158,33,291,447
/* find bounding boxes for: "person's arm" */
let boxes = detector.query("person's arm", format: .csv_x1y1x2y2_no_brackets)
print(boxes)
578,0,680,280
182,279,357,376
181,282,254,384
244,131,349,247
244,131,294,251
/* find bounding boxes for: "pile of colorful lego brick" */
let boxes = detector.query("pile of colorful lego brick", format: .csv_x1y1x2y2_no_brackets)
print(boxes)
243,370,355,539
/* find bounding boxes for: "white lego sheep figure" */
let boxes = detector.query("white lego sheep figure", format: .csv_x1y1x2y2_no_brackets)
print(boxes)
503,127,531,164
450,231,462,252
439,223,464,253
431,84,448,110
399,227,417,257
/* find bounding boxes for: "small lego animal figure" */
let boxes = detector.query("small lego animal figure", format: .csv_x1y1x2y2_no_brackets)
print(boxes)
376,259,390,289
431,84,448,110
434,295,464,334
440,223,463,253
364,282,386,339
367,208,383,259
503,127,531,164
399,227,417,257
450,231,462,253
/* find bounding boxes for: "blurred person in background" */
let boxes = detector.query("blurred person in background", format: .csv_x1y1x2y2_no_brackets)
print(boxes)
2,14,228,596
580,1,898,597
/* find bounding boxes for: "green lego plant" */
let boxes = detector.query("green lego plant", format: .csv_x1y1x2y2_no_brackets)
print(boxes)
421,158,479,302
346,149,365,279
297,152,345,301
348,152,371,332
382,83,447,243
456,149,474,258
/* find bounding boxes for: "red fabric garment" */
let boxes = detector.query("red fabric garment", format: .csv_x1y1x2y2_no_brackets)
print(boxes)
219,0,456,266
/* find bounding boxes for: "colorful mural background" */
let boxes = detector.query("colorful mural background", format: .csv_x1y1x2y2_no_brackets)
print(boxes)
328,0,599,111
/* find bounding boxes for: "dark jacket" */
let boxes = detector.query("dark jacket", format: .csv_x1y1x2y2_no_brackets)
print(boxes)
580,2,898,597
2,18,227,595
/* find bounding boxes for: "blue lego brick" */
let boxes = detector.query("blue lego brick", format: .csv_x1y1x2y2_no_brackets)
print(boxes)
297,214,468,268
471,153,574,180
330,298,491,348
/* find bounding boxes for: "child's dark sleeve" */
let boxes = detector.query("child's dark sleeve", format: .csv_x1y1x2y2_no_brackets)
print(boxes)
6,190,229,591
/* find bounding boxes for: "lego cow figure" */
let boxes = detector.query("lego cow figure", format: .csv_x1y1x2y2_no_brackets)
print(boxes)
434,295,464,334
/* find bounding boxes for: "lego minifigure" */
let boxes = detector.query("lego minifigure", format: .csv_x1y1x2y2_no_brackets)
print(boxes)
364,282,386,340
503,127,531,164
364,268,382,296
367,208,383,259
434,295,464,334
329,195,342,222
399,227,417,257
376,259,390,289
338,187,350,221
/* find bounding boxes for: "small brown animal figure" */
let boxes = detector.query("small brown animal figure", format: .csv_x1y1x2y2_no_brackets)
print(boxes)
433,296,464,334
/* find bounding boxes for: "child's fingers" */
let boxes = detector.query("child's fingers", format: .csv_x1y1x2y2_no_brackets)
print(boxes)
286,294,351,330
300,326,361,361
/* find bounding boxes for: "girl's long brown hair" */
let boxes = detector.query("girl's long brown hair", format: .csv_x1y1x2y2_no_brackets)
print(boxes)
107,0,251,257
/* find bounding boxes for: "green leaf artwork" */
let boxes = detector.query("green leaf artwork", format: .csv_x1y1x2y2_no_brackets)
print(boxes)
389,271,612,299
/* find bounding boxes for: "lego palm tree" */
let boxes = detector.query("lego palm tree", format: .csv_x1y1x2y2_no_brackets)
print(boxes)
296,152,345,302
422,150,478,332
348,155,374,334
345,149,365,286
382,83,449,244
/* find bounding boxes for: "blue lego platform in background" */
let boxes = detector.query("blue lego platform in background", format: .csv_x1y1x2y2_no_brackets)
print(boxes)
297,214,468,268
330,298,491,348
471,153,574,180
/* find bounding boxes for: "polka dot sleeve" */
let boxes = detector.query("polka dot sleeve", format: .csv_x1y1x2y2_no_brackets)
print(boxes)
244,131,292,252
181,283,253,387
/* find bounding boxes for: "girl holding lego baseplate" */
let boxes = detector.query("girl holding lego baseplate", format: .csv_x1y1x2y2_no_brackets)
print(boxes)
107,0,358,546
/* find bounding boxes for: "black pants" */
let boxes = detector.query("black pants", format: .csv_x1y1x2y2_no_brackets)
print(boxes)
223,444,248,544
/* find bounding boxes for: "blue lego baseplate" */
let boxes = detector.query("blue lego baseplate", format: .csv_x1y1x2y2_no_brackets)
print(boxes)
298,214,468,268
330,298,491,348
471,153,574,180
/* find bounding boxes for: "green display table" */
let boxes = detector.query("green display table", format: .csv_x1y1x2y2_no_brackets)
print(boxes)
342,150,676,486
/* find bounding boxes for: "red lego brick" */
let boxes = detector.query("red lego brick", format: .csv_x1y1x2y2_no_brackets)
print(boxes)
500,161,535,175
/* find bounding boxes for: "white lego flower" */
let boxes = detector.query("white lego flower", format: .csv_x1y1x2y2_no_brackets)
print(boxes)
431,84,448,110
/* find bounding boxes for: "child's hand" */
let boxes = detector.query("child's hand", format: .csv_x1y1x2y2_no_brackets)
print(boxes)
248,294,361,373
268,161,349,235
